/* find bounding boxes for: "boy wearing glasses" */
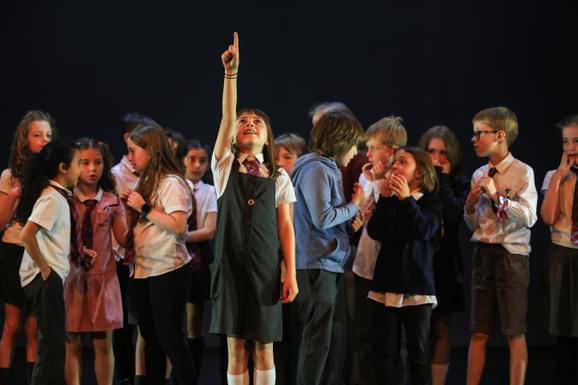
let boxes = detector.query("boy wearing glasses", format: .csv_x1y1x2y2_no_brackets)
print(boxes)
464,106,537,385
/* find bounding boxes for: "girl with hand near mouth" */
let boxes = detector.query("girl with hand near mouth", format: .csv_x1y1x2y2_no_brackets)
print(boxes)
210,32,298,385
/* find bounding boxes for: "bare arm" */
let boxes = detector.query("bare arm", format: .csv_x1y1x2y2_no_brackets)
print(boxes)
214,32,239,161
278,202,298,303
0,188,20,229
20,221,51,280
112,206,128,248
541,153,571,225
124,190,188,236
187,212,217,243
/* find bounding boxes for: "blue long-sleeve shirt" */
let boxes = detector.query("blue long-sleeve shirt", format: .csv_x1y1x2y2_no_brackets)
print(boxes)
292,153,358,272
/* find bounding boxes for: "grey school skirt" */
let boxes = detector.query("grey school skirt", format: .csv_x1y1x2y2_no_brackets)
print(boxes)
543,243,578,337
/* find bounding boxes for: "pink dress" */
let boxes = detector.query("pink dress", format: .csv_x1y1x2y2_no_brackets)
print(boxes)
64,188,124,332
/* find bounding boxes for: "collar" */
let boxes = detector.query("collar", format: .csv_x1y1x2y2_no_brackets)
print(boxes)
121,155,137,175
48,180,71,196
73,186,103,202
488,152,514,175
192,180,204,191
237,152,265,164
411,191,424,201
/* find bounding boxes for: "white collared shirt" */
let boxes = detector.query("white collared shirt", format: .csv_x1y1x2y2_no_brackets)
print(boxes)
211,151,296,207
0,168,23,245
112,155,139,196
191,180,218,227
542,169,578,249
464,152,538,256
20,181,72,286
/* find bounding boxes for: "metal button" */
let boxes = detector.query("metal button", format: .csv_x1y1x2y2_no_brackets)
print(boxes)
248,199,255,206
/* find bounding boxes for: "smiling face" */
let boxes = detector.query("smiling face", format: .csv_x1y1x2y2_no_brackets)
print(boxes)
563,124,578,165
235,112,268,153
27,120,53,153
183,147,209,183
127,138,151,174
78,148,104,188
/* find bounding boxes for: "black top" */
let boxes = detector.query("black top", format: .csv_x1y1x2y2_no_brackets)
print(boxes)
367,191,443,295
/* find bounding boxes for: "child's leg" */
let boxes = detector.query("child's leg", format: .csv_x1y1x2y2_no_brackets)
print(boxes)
134,328,146,377
377,306,403,385
466,332,490,385
252,342,275,385
24,311,39,364
186,302,206,377
0,303,23,368
431,312,450,385
402,304,432,385
92,331,114,385
226,337,249,385
506,335,527,385
65,333,82,385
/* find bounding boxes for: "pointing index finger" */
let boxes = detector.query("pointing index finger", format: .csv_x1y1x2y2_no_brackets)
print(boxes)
233,31,239,49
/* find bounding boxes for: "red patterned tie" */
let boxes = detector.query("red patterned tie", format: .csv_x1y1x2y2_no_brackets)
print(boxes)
242,157,261,176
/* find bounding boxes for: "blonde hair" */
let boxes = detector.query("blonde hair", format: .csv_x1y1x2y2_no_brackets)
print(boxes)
9,110,55,180
365,116,407,147
275,133,307,157
472,106,518,146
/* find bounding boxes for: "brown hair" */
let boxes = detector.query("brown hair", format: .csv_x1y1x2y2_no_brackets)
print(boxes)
558,114,578,131
309,111,364,161
275,133,307,158
472,106,518,146
233,108,278,179
128,124,186,205
75,137,117,193
397,146,438,194
308,102,352,118
417,125,463,176
9,110,56,180
365,115,407,147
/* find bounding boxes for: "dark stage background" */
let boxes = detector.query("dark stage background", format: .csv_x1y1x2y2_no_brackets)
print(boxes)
1,2,577,349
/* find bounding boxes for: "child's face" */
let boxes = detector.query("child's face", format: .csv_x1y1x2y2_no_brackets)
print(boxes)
183,148,209,183
391,150,419,188
366,136,395,168
339,145,358,167
275,146,298,175
63,150,82,188
563,125,578,165
427,137,449,166
235,113,268,153
471,121,499,157
79,148,104,188
27,120,52,153
127,138,151,174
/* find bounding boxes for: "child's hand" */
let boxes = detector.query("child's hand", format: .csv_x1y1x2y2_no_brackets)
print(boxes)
40,267,52,281
389,174,411,200
351,211,365,233
478,176,498,202
372,161,387,180
361,198,376,222
380,176,394,198
221,32,239,74
361,163,374,181
351,183,364,207
555,152,573,178
281,275,298,304
465,184,482,214
125,191,146,212
83,247,98,263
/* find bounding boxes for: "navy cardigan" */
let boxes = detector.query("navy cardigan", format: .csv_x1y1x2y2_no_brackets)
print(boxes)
367,191,443,295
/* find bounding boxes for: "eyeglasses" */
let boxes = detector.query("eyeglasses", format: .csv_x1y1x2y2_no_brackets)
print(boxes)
472,130,498,139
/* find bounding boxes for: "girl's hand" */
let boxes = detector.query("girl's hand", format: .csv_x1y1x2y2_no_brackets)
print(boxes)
380,176,394,198
390,174,411,200
555,152,572,178
281,275,298,304
351,211,365,233
465,184,482,214
439,159,451,175
82,247,98,264
221,32,239,74
125,191,146,212
361,163,374,182
40,267,52,281
351,183,364,207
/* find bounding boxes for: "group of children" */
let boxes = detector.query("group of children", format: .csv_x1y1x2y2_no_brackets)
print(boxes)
0,32,576,385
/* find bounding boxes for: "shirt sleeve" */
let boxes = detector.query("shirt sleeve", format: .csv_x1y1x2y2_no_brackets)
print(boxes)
0,169,14,194
463,171,480,231
541,170,555,193
158,177,192,215
28,194,60,232
211,152,234,199
205,185,218,213
275,169,297,207
503,165,538,228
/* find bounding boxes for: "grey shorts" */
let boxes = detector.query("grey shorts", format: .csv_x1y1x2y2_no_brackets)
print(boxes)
470,243,529,336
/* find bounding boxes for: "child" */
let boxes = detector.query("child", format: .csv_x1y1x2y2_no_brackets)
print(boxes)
464,106,537,385
274,133,306,175
182,139,218,378
367,147,443,385
417,125,469,385
17,139,82,385
540,115,578,385
123,124,196,385
353,115,407,385
64,138,127,385
291,110,364,385
211,32,298,385
0,110,54,385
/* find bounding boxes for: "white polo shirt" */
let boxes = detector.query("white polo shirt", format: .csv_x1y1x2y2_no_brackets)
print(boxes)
19,181,72,286
0,168,23,246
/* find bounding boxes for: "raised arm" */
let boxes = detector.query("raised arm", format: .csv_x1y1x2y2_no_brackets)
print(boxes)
214,32,240,161
541,153,570,225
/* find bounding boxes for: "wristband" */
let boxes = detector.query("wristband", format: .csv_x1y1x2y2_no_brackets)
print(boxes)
140,203,152,220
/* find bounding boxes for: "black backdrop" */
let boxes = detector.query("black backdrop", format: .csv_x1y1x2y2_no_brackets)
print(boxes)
1,2,577,347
